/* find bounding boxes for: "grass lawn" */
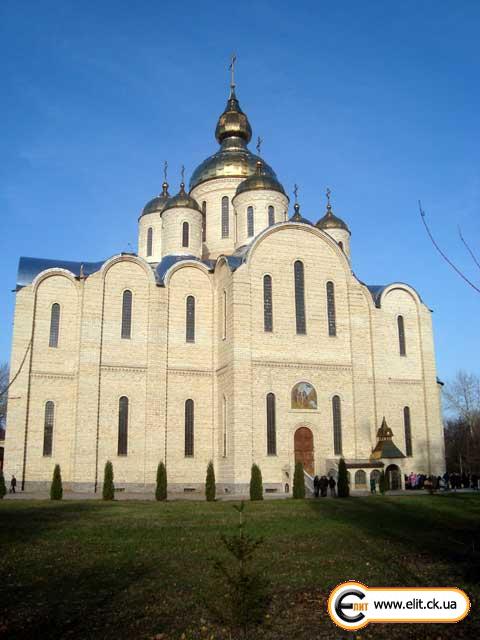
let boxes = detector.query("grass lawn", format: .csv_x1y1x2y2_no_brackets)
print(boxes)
0,494,479,639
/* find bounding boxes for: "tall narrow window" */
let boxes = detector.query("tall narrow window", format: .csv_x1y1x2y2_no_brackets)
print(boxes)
202,201,207,242
326,281,336,337
404,406,413,456
263,275,273,332
247,206,254,237
146,227,153,257
221,196,229,238
182,221,189,247
223,396,227,457
43,401,54,456
222,290,227,339
266,393,276,455
294,260,306,334
186,296,195,343
332,395,342,455
338,241,344,252
185,399,194,456
398,315,406,356
121,290,132,339
118,396,129,455
49,303,60,348
268,205,275,226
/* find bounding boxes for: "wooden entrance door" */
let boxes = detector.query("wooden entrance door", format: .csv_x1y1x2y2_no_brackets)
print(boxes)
294,427,314,475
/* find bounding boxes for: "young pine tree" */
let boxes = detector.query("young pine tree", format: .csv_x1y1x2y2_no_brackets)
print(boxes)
50,464,63,500
292,462,305,499
209,502,271,638
205,460,216,502
155,461,167,501
337,458,350,498
0,471,6,499
249,464,263,501
379,470,386,495
102,461,115,500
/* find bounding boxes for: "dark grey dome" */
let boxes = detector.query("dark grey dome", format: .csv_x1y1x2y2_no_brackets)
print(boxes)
141,183,170,216
290,203,312,225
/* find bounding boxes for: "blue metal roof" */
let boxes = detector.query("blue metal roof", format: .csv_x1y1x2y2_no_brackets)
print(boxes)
17,257,105,290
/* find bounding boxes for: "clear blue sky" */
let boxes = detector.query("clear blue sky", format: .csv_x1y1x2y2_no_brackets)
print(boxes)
1,0,479,384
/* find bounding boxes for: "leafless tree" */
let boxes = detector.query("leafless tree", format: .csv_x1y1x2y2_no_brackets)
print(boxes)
0,362,9,431
419,201,480,294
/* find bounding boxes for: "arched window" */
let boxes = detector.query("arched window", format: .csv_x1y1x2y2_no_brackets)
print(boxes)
404,406,413,456
268,205,275,226
43,401,54,456
186,296,195,343
49,303,60,348
221,196,229,238
247,206,254,237
182,221,189,247
222,290,227,339
332,395,342,455
338,241,344,252
185,399,194,456
118,396,129,455
263,275,273,332
355,470,366,487
294,260,306,334
266,393,276,455
326,281,336,337
202,201,207,242
398,315,406,356
121,290,132,339
223,396,227,457
146,227,153,257
291,382,317,409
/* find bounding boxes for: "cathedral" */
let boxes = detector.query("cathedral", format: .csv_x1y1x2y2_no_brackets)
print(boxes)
4,71,445,494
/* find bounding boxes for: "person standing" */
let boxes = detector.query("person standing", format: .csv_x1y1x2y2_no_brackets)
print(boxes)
370,475,377,494
319,475,328,498
313,475,320,498
328,475,336,497
10,475,16,494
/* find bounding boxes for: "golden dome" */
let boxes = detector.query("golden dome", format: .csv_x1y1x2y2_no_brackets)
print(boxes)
141,182,170,216
235,161,285,197
215,88,252,144
316,203,350,232
163,182,201,213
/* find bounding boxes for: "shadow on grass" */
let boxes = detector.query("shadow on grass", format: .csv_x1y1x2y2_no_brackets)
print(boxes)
307,494,480,584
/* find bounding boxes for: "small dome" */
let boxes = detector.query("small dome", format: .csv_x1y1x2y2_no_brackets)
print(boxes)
235,161,285,197
215,89,252,144
316,203,350,232
290,203,311,225
141,182,170,216
163,182,201,213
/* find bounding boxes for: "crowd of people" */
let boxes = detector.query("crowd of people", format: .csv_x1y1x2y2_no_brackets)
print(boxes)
405,471,479,491
313,475,336,497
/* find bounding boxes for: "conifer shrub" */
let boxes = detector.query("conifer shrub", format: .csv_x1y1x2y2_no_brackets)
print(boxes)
50,464,63,500
102,461,115,500
0,471,6,499
379,470,386,495
208,502,271,637
292,462,305,499
155,461,167,501
337,458,350,498
249,464,263,501
205,460,216,501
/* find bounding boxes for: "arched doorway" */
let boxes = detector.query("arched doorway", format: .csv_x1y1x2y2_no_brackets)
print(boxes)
294,426,314,475
386,464,402,490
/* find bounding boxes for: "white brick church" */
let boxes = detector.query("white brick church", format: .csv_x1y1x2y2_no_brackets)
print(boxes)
4,72,445,494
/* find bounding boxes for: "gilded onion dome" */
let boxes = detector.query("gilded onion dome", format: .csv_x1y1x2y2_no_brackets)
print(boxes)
163,182,201,213
141,182,170,216
235,161,286,197
290,202,311,225
189,88,278,190
316,200,350,233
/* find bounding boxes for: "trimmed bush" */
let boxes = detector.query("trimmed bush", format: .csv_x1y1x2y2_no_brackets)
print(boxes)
155,461,167,501
206,460,216,501
0,471,6,499
337,458,349,498
50,464,63,500
292,462,305,499
102,461,115,500
379,470,386,495
249,464,263,501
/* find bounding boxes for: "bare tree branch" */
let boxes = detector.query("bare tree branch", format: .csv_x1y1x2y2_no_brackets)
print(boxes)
419,200,480,294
